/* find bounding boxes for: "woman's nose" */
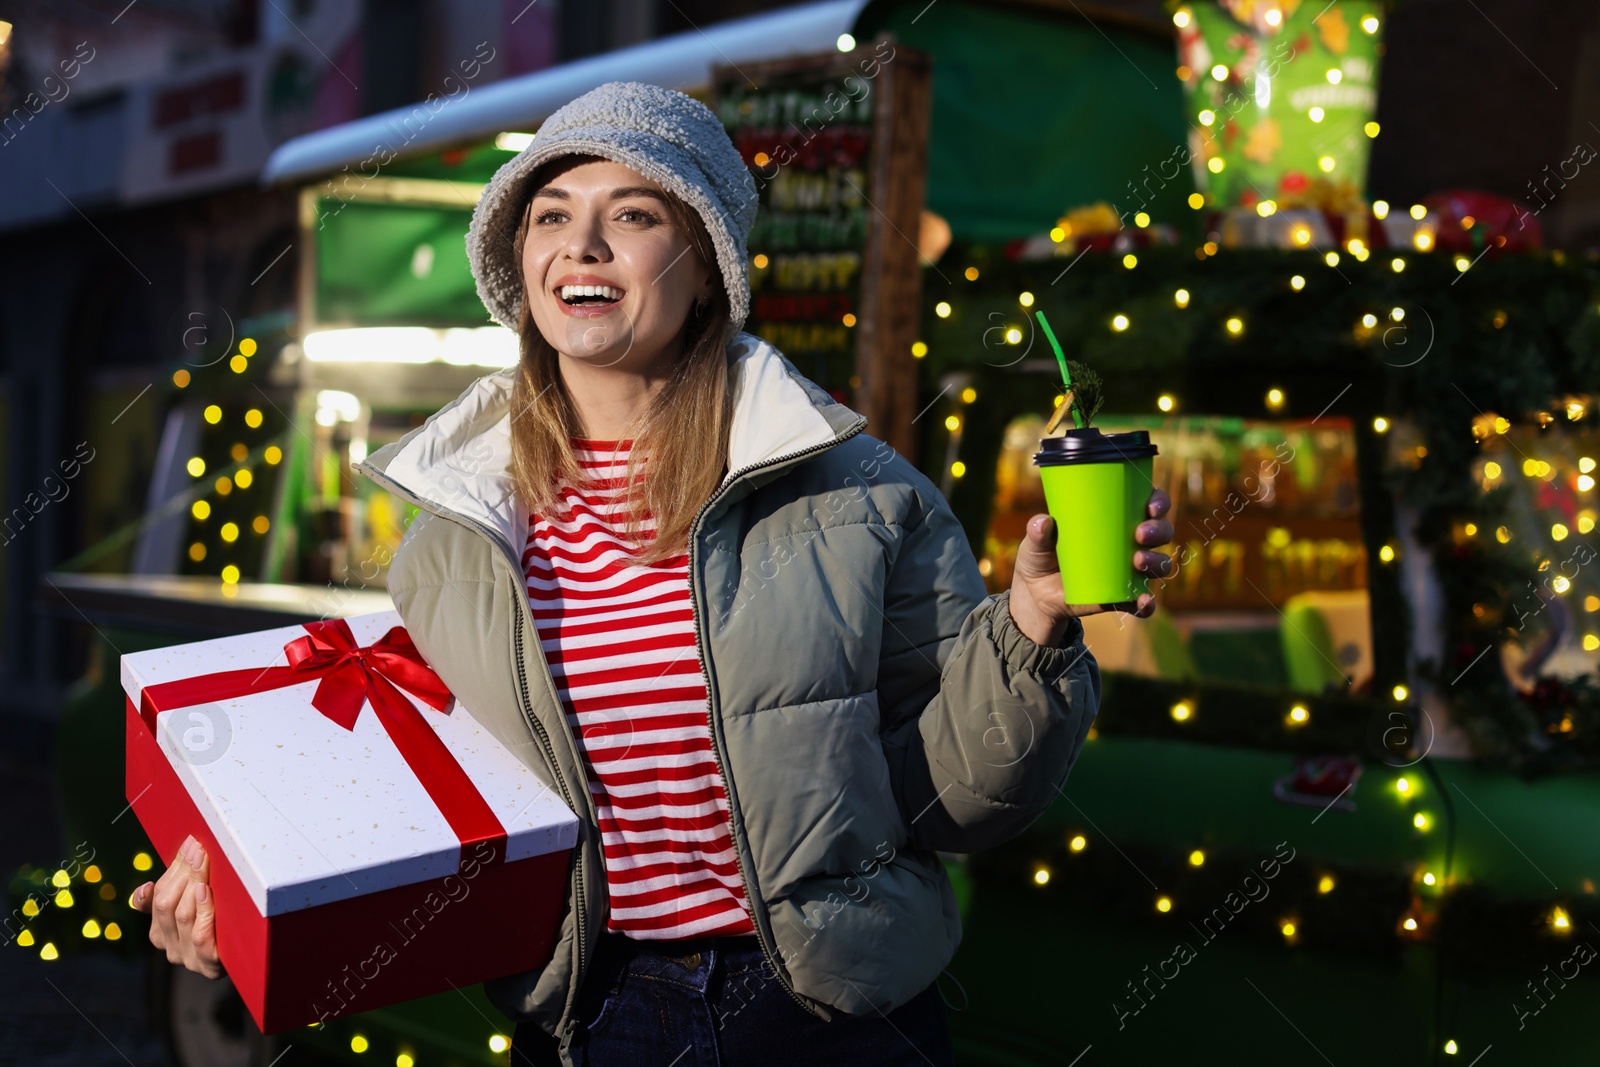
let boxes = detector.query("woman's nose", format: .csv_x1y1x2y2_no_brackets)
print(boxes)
562,209,610,262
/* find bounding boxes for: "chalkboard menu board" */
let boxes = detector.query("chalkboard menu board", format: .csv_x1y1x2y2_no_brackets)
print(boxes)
712,38,932,463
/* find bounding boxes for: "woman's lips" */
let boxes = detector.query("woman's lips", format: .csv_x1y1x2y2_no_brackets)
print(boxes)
553,292,624,318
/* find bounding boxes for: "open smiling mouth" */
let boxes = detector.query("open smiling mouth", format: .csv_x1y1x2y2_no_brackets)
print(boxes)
556,284,625,308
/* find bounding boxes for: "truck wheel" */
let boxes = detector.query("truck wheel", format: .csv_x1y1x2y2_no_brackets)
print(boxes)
150,951,301,1067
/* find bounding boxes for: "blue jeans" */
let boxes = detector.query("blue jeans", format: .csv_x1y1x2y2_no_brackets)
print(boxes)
510,931,956,1066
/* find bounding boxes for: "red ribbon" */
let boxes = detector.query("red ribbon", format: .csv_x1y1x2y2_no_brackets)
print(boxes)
139,618,506,867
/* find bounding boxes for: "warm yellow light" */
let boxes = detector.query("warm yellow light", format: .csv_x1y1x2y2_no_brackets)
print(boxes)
186,457,206,477
950,461,966,478
1393,684,1409,702
1290,226,1312,247
1579,475,1595,492
82,919,101,938
1264,7,1282,25
1111,314,1130,332
1318,156,1336,172
1031,866,1051,886
230,354,248,374
1005,327,1022,344
1553,523,1570,541
1158,394,1176,413
1494,417,1511,434
1444,1039,1458,1055
1070,834,1088,852
16,929,33,947
54,889,73,908
1325,68,1342,84
1227,317,1245,336
1281,920,1297,937
1308,106,1325,123
1410,204,1428,221
173,369,191,388
221,565,241,585
240,338,257,357
1188,192,1205,209
1362,314,1378,328
842,313,857,327
489,1035,511,1053
1363,14,1380,32
1266,387,1284,408
1551,906,1572,931
1365,121,1381,138
1584,635,1599,651
39,942,58,961
1019,291,1035,307
1391,258,1406,273
1173,8,1190,27
1455,256,1470,273
1208,157,1225,174
1396,776,1411,794
1496,526,1511,543
104,923,122,941
1379,545,1396,563
1290,275,1306,291
1552,575,1571,594
1189,850,1205,867
1324,251,1340,267
52,869,70,888
1414,232,1434,251
1372,200,1390,219
1483,462,1502,479
236,469,254,490
911,341,928,358
1391,307,1405,322
1156,896,1173,913
1257,200,1277,218
396,1054,414,1067
1403,917,1419,931
1422,872,1437,886
264,446,283,465
752,253,769,269
961,386,977,403
1170,701,1193,722
83,866,101,883
1211,64,1229,81
964,266,979,281
1174,289,1190,308
1317,875,1335,894
204,405,223,424
22,899,39,917
1199,108,1215,126
189,543,206,562
133,852,153,871
351,1034,369,1052
1122,253,1138,269
1413,812,1430,830
935,301,952,318
1580,457,1595,473
253,515,271,535
1287,705,1310,724
1586,596,1599,612
1134,212,1151,229
215,476,232,496
1049,226,1066,242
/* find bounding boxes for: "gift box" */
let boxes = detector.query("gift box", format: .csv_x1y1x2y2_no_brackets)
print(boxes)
120,611,579,1034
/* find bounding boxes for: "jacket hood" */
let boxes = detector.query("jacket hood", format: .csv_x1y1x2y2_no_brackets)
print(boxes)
356,330,869,564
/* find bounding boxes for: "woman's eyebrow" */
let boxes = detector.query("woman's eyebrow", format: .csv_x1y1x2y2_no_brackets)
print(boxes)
530,185,668,202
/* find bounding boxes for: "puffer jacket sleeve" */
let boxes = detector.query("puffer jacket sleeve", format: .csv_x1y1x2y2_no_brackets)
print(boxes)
878,483,1102,855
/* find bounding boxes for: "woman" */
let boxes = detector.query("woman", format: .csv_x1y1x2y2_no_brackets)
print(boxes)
134,81,1173,1067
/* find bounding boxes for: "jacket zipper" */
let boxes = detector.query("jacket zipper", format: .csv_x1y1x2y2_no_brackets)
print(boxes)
685,416,868,1019
352,463,598,1036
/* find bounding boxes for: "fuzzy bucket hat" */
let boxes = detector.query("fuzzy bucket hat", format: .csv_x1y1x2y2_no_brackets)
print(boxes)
465,80,759,345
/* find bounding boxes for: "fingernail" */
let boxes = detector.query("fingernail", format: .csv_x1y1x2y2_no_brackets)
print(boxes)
182,838,200,867
196,884,209,904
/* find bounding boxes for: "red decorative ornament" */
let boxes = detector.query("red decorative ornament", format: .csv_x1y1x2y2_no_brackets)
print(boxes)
1421,189,1543,253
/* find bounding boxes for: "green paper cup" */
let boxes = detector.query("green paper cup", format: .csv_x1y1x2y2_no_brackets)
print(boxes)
1035,428,1159,606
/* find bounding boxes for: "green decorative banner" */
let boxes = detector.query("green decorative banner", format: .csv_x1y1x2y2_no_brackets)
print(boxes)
1174,0,1384,212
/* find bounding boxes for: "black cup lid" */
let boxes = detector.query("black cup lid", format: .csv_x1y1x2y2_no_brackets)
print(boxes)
1034,426,1159,465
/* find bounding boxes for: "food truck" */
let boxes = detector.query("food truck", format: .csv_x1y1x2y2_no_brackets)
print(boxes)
14,1,1600,1065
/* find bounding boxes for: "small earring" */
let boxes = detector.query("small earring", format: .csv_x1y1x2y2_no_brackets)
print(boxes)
694,298,709,317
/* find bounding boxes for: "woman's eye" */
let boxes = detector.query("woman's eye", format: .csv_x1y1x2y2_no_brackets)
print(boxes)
618,208,660,225
533,210,565,224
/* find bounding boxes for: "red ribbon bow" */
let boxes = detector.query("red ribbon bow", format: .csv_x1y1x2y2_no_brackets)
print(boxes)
139,618,505,866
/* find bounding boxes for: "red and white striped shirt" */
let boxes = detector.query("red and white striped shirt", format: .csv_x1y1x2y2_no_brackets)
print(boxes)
521,437,755,940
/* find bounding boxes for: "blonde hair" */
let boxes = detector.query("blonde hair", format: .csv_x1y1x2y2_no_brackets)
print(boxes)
507,158,735,567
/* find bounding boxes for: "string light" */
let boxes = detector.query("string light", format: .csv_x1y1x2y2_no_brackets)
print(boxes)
1208,157,1225,174
1373,200,1390,219
1265,387,1284,410
173,369,191,388
1033,866,1051,886
1111,314,1130,332
1365,121,1381,138
1134,212,1151,229
1199,108,1215,126
204,405,223,424
1188,192,1205,209
489,1035,511,1053
1286,704,1310,726
1373,416,1390,433
1070,835,1088,852
1018,291,1035,307
1226,317,1244,336
1362,14,1380,32
1318,875,1336,894
1308,106,1324,122
1156,896,1173,912
1390,307,1405,322
1290,275,1306,291
1409,204,1427,220
1173,8,1190,27
1189,850,1206,867
1413,812,1430,830
1319,156,1336,172
1396,777,1411,794
1362,314,1378,328
1325,251,1340,267
1170,701,1193,722
1393,684,1409,701
1325,68,1342,84
1123,253,1138,269
1158,394,1176,412
1174,289,1190,308
1444,1040,1459,1056
1391,258,1406,273
1212,64,1229,81
1257,200,1277,218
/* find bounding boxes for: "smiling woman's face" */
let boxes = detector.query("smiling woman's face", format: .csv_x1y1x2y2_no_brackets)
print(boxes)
519,156,714,370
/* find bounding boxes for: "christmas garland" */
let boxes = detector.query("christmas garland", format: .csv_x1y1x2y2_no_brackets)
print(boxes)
916,243,1600,775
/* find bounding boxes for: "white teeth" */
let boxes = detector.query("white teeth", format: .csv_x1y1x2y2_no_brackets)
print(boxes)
558,284,622,301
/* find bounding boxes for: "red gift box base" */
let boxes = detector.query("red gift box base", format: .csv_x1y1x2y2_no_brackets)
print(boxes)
126,697,571,1034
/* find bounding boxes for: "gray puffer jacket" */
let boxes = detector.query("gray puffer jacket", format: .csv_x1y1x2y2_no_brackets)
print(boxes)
354,331,1101,1062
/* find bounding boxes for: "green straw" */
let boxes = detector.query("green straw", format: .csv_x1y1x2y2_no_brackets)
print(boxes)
1035,309,1081,429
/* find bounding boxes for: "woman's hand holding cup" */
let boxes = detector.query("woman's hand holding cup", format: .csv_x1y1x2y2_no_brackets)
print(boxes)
1008,487,1174,646
130,833,225,980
